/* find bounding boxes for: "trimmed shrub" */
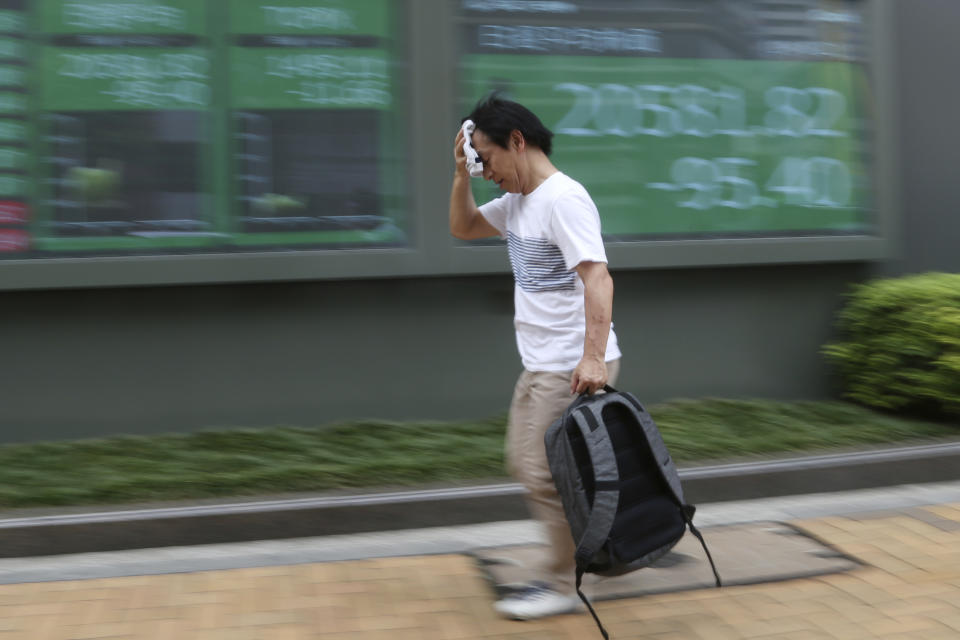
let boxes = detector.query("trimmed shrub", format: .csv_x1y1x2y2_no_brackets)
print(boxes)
823,272,960,418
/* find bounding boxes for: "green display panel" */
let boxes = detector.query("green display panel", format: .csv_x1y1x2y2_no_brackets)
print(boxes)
0,0,28,254
0,0,886,281
13,0,406,256
226,0,406,248
459,0,874,240
33,0,214,252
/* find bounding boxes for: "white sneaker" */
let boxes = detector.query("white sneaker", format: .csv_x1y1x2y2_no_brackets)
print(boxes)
493,582,582,620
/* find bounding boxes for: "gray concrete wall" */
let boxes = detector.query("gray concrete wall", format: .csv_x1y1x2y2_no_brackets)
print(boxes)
1,262,870,443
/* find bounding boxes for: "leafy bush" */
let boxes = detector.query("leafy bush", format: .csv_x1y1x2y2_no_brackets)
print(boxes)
823,272,960,418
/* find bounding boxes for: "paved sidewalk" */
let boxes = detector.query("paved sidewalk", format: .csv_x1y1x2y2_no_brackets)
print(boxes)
2,483,960,639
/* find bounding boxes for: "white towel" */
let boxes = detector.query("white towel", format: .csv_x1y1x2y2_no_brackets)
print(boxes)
461,120,484,178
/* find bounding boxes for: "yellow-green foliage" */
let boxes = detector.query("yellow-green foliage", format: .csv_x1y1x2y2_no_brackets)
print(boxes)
823,272,960,417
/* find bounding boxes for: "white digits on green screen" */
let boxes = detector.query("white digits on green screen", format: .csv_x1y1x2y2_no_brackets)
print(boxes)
764,86,811,136
103,79,208,107
554,82,746,138
0,148,25,170
290,79,389,107
764,87,846,137
714,87,748,136
172,80,209,105
807,88,846,137
0,120,24,141
671,84,717,137
765,156,809,204
658,156,851,210
266,54,386,81
0,93,24,113
0,67,23,86
552,82,848,141
0,38,22,59
160,53,208,80
340,79,390,106
668,157,760,210
0,11,24,32
0,174,22,197
594,84,636,136
634,85,679,137
670,157,720,210
765,157,851,207
553,83,599,136
714,158,759,209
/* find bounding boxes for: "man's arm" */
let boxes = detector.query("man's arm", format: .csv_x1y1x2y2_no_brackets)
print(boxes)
450,128,499,240
571,260,614,395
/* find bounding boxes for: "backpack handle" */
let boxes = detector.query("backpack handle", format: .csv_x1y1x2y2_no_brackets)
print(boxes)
564,384,618,415
582,383,617,397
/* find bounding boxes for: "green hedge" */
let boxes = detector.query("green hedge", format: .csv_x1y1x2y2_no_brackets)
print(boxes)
823,272,960,418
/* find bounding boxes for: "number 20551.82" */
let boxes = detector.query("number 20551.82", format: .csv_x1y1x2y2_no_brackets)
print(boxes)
553,83,848,139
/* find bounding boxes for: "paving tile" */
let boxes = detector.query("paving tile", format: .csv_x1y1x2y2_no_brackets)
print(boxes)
923,505,960,522
0,502,956,640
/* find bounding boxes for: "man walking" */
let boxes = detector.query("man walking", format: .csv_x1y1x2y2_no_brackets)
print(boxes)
449,95,622,620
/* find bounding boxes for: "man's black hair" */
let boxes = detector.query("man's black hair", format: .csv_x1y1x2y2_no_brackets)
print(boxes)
465,93,554,156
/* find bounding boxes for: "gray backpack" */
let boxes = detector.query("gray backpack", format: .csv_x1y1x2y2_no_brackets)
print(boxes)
545,386,721,639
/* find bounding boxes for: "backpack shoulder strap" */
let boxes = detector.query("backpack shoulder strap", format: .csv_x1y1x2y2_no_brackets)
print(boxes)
568,396,622,570
683,505,723,587
576,567,610,639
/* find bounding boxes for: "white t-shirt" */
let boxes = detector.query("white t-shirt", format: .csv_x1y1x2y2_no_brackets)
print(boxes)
479,172,621,372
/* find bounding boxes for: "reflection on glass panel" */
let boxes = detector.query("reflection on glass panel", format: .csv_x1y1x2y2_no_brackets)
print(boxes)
31,0,215,253
13,0,407,258
236,110,385,233
227,0,406,249
47,111,208,237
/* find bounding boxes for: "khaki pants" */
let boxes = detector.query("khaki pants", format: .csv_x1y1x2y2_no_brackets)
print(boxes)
505,359,621,596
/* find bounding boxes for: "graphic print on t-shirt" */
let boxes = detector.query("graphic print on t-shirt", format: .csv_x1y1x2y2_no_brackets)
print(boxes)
506,231,576,293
